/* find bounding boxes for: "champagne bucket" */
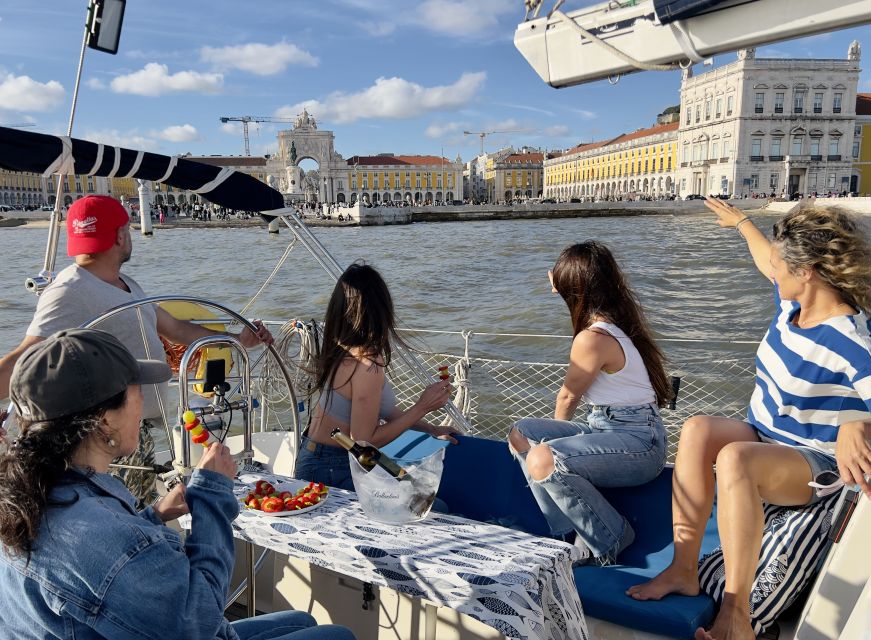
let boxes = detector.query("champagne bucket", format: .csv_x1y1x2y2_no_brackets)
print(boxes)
349,448,445,524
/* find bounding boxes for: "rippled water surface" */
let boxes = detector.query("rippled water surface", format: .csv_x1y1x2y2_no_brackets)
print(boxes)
0,213,779,362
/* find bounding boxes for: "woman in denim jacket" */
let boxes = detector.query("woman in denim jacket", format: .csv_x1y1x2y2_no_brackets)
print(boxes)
0,328,355,640
509,242,672,566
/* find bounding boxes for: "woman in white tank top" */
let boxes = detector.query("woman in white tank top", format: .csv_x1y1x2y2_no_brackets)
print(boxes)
508,241,672,566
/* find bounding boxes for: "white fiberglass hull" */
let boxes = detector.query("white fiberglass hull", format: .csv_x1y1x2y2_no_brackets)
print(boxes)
515,0,871,88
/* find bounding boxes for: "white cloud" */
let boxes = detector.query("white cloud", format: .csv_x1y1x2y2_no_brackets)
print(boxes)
110,63,223,96
360,21,397,37
0,73,64,112
201,42,318,75
219,121,240,135
276,72,486,124
86,77,106,90
339,0,514,38
415,0,511,37
83,128,159,151
567,108,597,119
155,124,199,142
425,121,466,138
543,125,570,137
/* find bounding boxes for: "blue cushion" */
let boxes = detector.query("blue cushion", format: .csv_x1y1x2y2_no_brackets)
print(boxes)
439,436,719,639
574,471,719,639
438,434,551,536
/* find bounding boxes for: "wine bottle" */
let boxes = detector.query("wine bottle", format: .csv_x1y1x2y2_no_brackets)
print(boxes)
330,428,408,481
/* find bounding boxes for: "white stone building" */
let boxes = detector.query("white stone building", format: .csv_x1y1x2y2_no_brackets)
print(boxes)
677,43,861,199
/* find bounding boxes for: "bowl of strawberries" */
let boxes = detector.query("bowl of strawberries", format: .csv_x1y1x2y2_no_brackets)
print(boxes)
241,478,329,516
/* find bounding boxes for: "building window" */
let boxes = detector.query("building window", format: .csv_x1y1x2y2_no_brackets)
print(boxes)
853,140,860,159
723,140,731,158
829,138,839,157
721,176,729,193
715,98,722,118
750,174,759,189
770,138,782,159
682,146,689,163
685,106,691,125
755,92,764,113
794,89,806,113
692,144,701,161
712,142,719,158
751,138,763,159
809,172,818,189
681,178,686,191
695,105,700,123
833,92,843,113
810,139,821,159
774,92,784,113
727,95,734,116
770,173,779,191
791,136,803,155
705,99,712,120
813,93,823,113
855,124,862,137
828,173,836,189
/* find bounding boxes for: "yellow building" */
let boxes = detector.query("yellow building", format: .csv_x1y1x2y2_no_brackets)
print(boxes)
484,151,543,203
544,122,679,200
852,93,871,194
0,170,123,209
342,155,462,205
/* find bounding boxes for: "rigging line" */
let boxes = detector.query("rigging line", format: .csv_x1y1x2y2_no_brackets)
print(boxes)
552,9,681,72
239,237,297,318
400,327,758,344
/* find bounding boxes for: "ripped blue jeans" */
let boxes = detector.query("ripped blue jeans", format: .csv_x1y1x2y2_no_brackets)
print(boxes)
512,404,666,560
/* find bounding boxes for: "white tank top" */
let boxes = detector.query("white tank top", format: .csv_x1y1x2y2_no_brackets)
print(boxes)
582,321,656,406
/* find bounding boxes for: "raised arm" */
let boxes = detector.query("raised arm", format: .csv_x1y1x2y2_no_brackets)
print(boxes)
155,307,273,349
704,197,773,280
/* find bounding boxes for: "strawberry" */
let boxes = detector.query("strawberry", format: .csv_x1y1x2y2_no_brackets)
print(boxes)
262,497,284,512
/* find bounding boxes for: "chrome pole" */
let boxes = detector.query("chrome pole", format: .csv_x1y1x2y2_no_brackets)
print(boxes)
31,1,95,295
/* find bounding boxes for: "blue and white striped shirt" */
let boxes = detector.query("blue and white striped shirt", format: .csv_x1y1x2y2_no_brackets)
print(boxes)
748,287,871,456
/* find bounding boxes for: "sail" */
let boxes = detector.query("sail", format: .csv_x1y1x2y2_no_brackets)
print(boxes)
0,126,285,217
653,0,756,24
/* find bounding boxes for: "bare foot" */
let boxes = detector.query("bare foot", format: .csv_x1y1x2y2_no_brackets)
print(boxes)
694,604,755,640
626,565,700,601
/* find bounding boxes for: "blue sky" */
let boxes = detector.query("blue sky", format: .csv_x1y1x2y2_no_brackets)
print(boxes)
1,1,870,163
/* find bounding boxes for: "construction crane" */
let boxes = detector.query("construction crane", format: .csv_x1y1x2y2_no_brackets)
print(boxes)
463,129,524,155
219,116,296,156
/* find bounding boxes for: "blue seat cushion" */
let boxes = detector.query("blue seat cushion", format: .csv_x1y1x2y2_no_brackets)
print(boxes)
574,471,720,639
439,435,719,638
437,434,551,536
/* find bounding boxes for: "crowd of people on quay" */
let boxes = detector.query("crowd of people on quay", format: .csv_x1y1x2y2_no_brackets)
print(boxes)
0,192,869,640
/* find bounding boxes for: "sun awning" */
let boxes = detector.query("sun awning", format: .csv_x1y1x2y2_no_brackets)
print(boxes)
653,0,755,24
0,126,285,217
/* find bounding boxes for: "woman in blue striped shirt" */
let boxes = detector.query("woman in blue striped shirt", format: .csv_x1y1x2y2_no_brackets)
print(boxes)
627,199,871,640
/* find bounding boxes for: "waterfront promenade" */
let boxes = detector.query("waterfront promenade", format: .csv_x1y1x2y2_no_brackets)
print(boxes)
2,197,868,230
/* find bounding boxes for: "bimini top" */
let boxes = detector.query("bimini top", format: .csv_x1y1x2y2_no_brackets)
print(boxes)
0,126,285,218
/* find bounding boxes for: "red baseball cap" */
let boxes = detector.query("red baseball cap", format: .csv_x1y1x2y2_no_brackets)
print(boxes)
66,195,130,256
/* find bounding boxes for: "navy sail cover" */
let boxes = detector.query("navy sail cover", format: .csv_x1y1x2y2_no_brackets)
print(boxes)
0,126,285,217
653,0,754,25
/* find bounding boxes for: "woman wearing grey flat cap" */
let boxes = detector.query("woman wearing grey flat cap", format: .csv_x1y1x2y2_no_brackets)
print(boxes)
0,329,355,640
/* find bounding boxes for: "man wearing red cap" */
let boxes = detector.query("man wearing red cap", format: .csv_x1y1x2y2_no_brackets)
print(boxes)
0,195,273,505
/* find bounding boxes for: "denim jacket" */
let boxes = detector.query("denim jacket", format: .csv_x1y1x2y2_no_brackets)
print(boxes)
0,467,241,639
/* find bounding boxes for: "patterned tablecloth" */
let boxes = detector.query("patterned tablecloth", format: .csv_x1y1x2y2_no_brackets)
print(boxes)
231,472,588,640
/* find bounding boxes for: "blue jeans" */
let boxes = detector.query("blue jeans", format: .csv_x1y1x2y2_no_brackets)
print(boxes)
231,611,356,640
512,403,666,560
294,436,354,490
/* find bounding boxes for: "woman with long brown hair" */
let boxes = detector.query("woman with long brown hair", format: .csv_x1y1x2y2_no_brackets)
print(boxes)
294,262,457,490
508,241,671,566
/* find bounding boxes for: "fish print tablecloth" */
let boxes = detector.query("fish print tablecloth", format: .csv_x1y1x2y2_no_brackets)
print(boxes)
232,472,588,640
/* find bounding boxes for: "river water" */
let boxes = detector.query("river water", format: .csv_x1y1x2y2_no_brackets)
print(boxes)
0,213,778,360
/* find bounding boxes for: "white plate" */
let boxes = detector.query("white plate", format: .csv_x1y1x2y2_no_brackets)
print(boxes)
238,478,329,517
